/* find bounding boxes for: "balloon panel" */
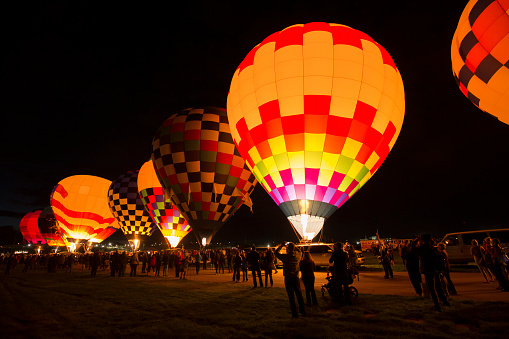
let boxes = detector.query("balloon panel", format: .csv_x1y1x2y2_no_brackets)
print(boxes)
20,210,46,244
108,171,155,240
451,0,509,124
50,175,118,241
152,107,257,243
38,207,67,247
227,23,404,223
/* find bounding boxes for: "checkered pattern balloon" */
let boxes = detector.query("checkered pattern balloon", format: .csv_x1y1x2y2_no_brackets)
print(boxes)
138,159,191,247
51,175,119,241
38,207,67,247
152,107,257,244
227,23,404,240
452,0,509,125
108,171,155,241
20,210,46,244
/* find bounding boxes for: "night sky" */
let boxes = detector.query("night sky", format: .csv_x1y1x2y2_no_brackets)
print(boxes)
2,1,508,246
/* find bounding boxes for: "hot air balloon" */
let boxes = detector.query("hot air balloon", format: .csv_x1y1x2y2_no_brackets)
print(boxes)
50,175,120,250
451,0,509,125
38,207,67,247
108,170,155,250
20,210,46,244
138,159,191,248
227,22,405,241
152,107,257,246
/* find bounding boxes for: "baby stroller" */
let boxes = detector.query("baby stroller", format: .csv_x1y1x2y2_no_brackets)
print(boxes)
321,267,359,299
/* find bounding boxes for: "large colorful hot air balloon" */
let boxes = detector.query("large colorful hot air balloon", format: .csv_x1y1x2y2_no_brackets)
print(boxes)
50,175,119,246
227,22,405,240
38,207,67,247
138,159,191,248
108,170,155,249
152,107,257,245
451,0,509,125
20,210,46,244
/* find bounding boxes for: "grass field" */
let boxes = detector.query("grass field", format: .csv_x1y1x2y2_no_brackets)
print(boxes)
1,262,508,339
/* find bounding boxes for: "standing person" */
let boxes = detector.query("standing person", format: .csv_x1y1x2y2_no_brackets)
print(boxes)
227,250,233,273
149,253,156,275
275,242,306,318
202,251,208,270
233,251,242,282
240,251,248,282
194,251,202,275
119,251,128,277
380,243,394,279
437,243,457,295
218,250,225,274
175,251,182,278
247,246,263,288
154,252,162,277
180,253,189,279
403,238,423,296
470,239,493,283
329,242,352,306
111,250,120,277
130,252,139,277
300,251,317,305
162,251,170,277
210,250,215,272
489,238,509,291
214,250,220,274
412,234,450,312
263,248,274,287
141,252,148,274
91,251,100,277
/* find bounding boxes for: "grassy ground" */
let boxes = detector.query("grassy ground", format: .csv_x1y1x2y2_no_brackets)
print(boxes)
1,264,508,339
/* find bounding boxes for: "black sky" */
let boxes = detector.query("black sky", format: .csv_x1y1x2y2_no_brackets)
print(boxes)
1,1,508,246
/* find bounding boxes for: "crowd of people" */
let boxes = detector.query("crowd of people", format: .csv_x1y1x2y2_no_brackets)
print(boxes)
3,235,509,317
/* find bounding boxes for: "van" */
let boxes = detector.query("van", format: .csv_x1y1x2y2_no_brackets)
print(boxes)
295,243,365,267
441,229,509,264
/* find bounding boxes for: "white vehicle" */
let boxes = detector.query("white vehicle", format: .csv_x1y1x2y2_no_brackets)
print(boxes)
295,243,365,267
441,229,509,264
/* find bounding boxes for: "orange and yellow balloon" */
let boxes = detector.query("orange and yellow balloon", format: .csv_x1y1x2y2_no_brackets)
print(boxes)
451,0,509,125
227,22,405,240
50,175,120,244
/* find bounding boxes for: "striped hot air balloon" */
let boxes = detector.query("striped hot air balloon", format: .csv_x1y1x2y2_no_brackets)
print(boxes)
50,175,120,249
138,159,191,248
227,22,405,240
20,210,46,244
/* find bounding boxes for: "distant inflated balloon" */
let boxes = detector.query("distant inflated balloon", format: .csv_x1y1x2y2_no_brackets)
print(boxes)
451,0,509,125
108,170,155,248
50,175,119,242
138,159,191,247
227,23,404,240
38,207,67,247
20,210,46,244
152,107,257,245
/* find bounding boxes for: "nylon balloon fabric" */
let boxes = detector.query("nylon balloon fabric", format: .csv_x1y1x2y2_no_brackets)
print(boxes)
152,107,257,244
20,210,46,244
108,171,155,243
451,0,509,125
138,159,191,247
227,23,404,240
38,207,67,247
50,175,118,241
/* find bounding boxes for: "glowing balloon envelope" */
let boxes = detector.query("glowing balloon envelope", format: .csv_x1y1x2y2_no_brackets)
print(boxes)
38,207,67,247
451,0,509,125
108,170,155,249
137,159,191,248
50,175,120,243
152,107,257,245
227,22,405,240
20,210,46,244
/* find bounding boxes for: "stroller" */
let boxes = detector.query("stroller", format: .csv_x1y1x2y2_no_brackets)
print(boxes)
321,267,359,299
